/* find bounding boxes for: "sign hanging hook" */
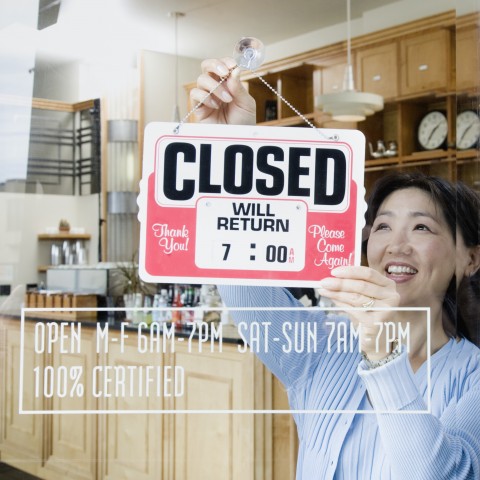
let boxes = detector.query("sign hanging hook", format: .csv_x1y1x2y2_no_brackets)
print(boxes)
174,38,339,141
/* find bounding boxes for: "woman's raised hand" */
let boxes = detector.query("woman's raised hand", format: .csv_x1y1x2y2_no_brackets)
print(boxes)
190,57,256,126
319,266,401,360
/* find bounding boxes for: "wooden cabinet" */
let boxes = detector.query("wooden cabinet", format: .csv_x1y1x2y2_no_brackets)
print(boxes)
456,20,480,92
102,333,164,480
320,60,347,95
170,340,297,480
400,29,452,95
39,328,98,480
455,15,480,189
246,64,314,125
172,344,255,480
187,11,476,193
0,321,98,480
0,323,44,478
356,42,399,100
0,318,297,480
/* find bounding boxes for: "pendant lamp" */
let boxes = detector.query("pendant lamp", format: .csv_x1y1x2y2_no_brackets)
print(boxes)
169,11,185,123
316,0,383,122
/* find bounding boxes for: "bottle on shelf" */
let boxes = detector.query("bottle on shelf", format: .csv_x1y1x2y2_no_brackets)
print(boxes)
182,286,195,324
132,292,143,325
143,295,153,326
171,285,183,328
193,286,203,322
167,284,174,307
152,288,169,323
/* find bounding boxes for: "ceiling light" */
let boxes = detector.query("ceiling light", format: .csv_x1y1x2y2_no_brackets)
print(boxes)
169,11,185,123
316,0,383,122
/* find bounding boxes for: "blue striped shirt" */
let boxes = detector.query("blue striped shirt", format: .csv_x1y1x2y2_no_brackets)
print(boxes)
218,285,480,480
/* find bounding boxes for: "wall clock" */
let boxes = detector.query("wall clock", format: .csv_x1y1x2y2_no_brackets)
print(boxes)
417,110,448,150
456,110,480,150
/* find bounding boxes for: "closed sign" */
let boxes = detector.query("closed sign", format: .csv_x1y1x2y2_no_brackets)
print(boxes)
138,123,365,287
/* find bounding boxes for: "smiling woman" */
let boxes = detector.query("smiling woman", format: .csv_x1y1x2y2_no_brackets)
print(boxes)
218,173,480,479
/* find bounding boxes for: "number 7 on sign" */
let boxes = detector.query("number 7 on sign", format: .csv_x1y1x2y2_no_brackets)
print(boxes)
222,244,231,261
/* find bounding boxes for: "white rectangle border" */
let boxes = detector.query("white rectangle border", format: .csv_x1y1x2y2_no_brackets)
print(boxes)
19,306,430,415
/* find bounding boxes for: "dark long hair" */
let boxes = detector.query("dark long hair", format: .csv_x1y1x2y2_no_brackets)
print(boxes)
365,172,480,345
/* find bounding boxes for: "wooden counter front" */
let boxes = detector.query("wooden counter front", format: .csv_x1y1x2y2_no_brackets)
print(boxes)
0,316,297,480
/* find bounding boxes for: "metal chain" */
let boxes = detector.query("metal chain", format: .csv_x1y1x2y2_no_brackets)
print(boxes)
174,66,338,141
250,71,336,140
173,67,238,133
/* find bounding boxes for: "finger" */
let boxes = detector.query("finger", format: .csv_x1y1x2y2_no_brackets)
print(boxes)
200,57,252,102
192,104,215,122
201,58,233,76
200,57,236,74
318,286,377,308
319,277,394,303
195,72,234,105
190,87,221,111
331,266,392,287
225,66,249,99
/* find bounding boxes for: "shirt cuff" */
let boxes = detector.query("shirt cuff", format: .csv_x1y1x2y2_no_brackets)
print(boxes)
358,350,423,411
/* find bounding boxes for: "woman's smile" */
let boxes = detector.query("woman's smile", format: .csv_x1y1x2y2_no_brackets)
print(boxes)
384,261,418,283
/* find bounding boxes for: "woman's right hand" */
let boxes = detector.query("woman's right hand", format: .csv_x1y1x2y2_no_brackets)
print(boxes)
190,57,256,126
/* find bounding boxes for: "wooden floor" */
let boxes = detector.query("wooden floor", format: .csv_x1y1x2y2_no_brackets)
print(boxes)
0,463,40,479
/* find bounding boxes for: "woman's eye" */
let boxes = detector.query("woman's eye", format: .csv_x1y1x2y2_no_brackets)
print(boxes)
374,223,389,231
414,224,431,232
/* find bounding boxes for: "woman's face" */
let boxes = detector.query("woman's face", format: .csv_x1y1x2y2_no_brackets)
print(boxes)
366,187,461,308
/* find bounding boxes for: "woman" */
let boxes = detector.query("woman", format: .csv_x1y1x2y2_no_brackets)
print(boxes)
191,58,480,479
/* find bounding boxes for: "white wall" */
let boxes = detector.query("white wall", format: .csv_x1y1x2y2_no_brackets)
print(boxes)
0,193,100,289
33,60,80,102
142,50,200,125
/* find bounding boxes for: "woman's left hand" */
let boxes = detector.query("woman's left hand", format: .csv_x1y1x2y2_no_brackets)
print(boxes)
318,266,401,360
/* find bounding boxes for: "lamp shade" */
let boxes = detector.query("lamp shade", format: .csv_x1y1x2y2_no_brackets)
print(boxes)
316,91,384,122
315,0,384,123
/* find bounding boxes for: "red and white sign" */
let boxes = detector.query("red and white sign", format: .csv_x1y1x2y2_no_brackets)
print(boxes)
138,122,365,287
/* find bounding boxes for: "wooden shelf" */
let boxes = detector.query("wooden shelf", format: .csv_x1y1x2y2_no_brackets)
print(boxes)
365,156,455,172
257,112,316,128
456,149,479,160
402,150,450,162
365,156,401,168
38,233,91,241
37,234,91,276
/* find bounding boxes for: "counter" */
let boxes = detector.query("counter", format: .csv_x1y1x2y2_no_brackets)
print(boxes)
0,314,297,480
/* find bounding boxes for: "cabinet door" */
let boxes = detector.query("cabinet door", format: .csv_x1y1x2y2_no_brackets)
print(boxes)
171,343,256,480
356,42,398,100
271,376,298,480
39,328,98,480
102,330,164,480
400,29,451,95
248,73,279,123
0,321,44,477
457,26,480,92
321,61,347,94
278,65,314,119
